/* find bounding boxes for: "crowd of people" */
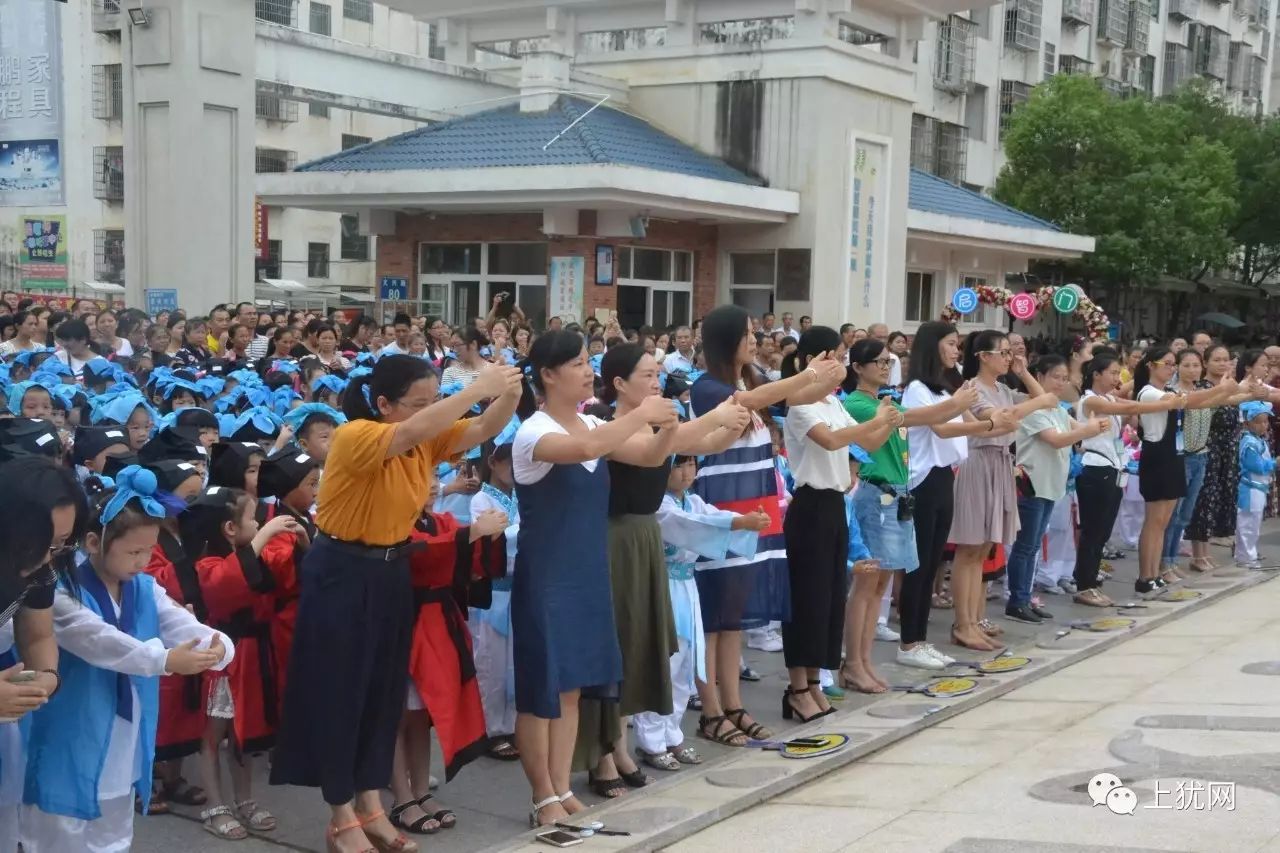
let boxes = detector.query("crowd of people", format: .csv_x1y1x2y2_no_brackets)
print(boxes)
0,285,1276,853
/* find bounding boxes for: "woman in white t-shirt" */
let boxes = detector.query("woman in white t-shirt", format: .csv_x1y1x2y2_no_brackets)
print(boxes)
780,326,901,721
1133,347,1241,593
510,330,678,830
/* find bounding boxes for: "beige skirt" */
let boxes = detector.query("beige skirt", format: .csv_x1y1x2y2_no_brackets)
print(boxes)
949,446,1021,547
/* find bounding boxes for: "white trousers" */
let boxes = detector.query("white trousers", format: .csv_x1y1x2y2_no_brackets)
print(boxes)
474,620,516,738
0,804,17,853
1236,509,1263,563
21,795,134,853
1035,495,1077,587
632,637,695,755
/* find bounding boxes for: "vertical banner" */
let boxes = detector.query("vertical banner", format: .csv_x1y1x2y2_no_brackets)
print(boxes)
19,213,67,290
848,140,885,311
0,0,64,207
255,199,269,260
549,255,585,323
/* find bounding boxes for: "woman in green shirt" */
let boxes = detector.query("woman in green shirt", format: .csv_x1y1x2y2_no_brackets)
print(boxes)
841,340,977,692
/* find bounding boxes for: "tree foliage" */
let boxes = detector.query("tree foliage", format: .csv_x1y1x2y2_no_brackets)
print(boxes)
993,74,1238,288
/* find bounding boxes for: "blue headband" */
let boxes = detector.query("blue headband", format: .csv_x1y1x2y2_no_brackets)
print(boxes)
7,380,53,415
91,391,158,429
101,465,167,525
1241,401,1274,422
311,374,348,395
281,402,346,434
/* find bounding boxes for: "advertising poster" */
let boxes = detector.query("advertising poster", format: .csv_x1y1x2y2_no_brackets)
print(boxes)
0,0,65,206
549,255,585,323
19,213,67,290
848,140,885,311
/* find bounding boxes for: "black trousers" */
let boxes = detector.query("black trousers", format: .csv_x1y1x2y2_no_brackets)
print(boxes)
1073,466,1123,592
900,466,954,645
270,536,415,805
782,486,848,670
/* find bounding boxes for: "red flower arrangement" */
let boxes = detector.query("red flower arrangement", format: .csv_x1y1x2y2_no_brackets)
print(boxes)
940,284,1110,340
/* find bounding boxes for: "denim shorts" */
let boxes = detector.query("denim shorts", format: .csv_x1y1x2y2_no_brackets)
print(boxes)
853,481,920,572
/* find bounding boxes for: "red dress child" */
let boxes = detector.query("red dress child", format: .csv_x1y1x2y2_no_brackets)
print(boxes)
146,530,208,761
406,511,506,781
256,500,314,714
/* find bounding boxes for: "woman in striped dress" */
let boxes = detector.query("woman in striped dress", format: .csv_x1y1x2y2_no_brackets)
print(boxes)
688,306,845,746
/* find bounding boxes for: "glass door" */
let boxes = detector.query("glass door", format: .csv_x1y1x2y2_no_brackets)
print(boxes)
516,282,547,330
617,285,648,331
451,280,481,327
651,288,691,328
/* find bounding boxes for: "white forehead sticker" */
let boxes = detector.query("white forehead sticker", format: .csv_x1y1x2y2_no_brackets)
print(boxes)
35,433,55,447
178,463,194,471
105,430,124,438
196,446,208,456
295,454,310,464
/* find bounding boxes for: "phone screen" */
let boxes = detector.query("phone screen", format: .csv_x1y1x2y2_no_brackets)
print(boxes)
536,830,583,847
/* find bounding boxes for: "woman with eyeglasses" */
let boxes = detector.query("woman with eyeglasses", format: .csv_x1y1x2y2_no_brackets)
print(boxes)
1132,347,1241,593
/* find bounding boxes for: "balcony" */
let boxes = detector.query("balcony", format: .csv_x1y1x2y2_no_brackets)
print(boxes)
1062,0,1096,26
255,93,298,123
1249,54,1266,96
1004,0,1044,52
1059,54,1094,73
911,114,968,184
94,230,126,286
1125,0,1151,54
1227,41,1253,89
92,0,121,33
1251,0,1271,28
1164,42,1193,91
1097,0,1130,45
93,147,124,202
999,80,1032,137
1167,0,1200,18
91,64,123,121
934,15,977,93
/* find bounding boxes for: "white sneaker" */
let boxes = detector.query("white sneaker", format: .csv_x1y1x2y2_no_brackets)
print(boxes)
921,643,956,665
746,628,783,653
874,623,900,642
896,645,945,670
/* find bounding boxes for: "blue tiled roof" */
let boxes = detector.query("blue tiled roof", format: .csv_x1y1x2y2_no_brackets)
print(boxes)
909,168,1061,232
296,96,762,186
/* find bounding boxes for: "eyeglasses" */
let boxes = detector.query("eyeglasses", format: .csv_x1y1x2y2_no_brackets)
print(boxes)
872,357,893,367
982,350,1013,359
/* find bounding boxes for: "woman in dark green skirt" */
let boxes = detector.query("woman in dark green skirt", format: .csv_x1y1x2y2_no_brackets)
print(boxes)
576,346,750,794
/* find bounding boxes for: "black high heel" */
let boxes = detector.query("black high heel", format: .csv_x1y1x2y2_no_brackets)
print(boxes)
781,686,825,723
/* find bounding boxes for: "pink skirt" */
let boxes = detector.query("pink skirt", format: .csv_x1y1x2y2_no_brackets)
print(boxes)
949,446,1020,547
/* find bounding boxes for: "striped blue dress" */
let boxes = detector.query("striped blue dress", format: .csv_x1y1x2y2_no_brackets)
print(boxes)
689,376,791,631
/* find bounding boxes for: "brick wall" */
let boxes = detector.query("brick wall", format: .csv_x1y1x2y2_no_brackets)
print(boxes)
377,212,720,324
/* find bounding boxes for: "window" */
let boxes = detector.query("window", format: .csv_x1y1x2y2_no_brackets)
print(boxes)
255,0,295,26
340,214,369,261
730,251,777,317
1043,42,1056,78
419,244,481,274
999,80,1032,137
699,16,795,45
418,242,547,328
1097,0,1129,46
935,15,977,92
310,1,331,35
962,274,997,325
256,93,298,122
261,240,282,280
1003,0,1043,52
911,114,968,183
93,146,124,201
965,85,988,141
776,249,811,301
92,64,123,120
343,0,372,23
255,147,295,173
905,273,934,323
341,133,371,150
307,242,330,278
616,247,694,329
487,243,547,275
632,248,672,282
94,230,125,285
427,24,446,61
309,102,330,118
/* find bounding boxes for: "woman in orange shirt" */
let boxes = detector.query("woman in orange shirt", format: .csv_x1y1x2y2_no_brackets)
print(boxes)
270,355,522,853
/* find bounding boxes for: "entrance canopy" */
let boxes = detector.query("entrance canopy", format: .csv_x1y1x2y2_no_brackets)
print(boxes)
258,96,799,225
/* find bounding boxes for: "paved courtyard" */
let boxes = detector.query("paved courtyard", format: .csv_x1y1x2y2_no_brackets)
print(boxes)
133,527,1280,853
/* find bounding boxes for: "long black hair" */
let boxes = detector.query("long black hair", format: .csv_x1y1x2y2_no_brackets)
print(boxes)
781,325,840,379
961,329,1008,380
343,354,437,421
528,330,585,394
1082,353,1120,393
599,343,647,405
907,321,960,394
1236,349,1266,382
1133,346,1172,391
700,305,755,391
0,457,88,607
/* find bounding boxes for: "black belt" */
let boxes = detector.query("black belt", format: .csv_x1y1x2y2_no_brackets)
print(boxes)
863,479,901,496
316,532,424,562
216,609,279,728
412,587,476,685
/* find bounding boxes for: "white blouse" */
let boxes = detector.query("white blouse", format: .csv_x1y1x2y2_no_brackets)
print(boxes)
512,411,605,485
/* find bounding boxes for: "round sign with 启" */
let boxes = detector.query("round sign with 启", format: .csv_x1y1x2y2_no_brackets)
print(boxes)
952,287,979,314
1052,287,1081,314
1008,292,1037,321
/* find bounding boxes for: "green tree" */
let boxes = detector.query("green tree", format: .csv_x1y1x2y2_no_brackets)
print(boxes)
993,75,1238,289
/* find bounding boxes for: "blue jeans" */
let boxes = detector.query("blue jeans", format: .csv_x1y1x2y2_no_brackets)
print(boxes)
1008,495,1056,608
1162,451,1208,564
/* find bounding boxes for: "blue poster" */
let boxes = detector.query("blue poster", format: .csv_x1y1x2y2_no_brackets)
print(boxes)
145,288,179,315
380,276,408,300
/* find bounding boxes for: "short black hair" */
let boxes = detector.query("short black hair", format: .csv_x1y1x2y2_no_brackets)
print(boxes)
393,313,412,328
55,318,90,344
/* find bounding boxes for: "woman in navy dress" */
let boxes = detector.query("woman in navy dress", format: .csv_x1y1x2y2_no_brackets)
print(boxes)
511,331,679,829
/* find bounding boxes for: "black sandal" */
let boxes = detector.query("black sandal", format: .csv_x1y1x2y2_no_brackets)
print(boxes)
588,772,628,799
486,738,520,761
808,679,836,717
416,794,457,830
619,768,652,789
161,776,206,806
390,800,440,835
696,714,747,747
724,708,773,741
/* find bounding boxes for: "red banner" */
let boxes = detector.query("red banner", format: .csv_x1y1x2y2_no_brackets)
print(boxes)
255,199,268,260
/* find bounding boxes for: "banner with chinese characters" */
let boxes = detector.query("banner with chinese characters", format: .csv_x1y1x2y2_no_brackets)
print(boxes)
19,213,67,290
549,255,585,323
848,140,885,312
255,199,268,260
0,0,64,207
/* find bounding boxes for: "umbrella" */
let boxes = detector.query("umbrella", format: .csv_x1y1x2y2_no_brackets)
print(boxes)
1195,312,1246,329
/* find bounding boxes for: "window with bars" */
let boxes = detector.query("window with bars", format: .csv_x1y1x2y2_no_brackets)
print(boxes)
310,1,331,35
999,80,1032,137
343,0,372,23
341,133,371,150
307,242,330,278
838,20,892,49
340,215,369,261
93,146,124,201
92,64,123,120
578,26,668,53
1044,42,1057,77
699,16,796,45
1097,0,1130,45
911,114,968,183
1167,0,1199,18
260,240,282,280
935,15,977,92
255,147,296,173
1193,25,1231,79
94,230,125,285
1062,0,1096,25
255,0,295,26
1125,0,1151,53
1003,0,1043,51
427,24,446,60
1165,42,1193,91
255,93,298,122
1059,54,1093,73
92,0,122,33
1249,54,1266,96
1140,54,1156,95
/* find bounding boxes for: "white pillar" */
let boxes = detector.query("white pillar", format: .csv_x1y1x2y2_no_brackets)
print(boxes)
122,0,255,313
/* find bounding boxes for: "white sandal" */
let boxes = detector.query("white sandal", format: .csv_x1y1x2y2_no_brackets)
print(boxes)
201,805,248,840
234,799,277,832
528,795,560,828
